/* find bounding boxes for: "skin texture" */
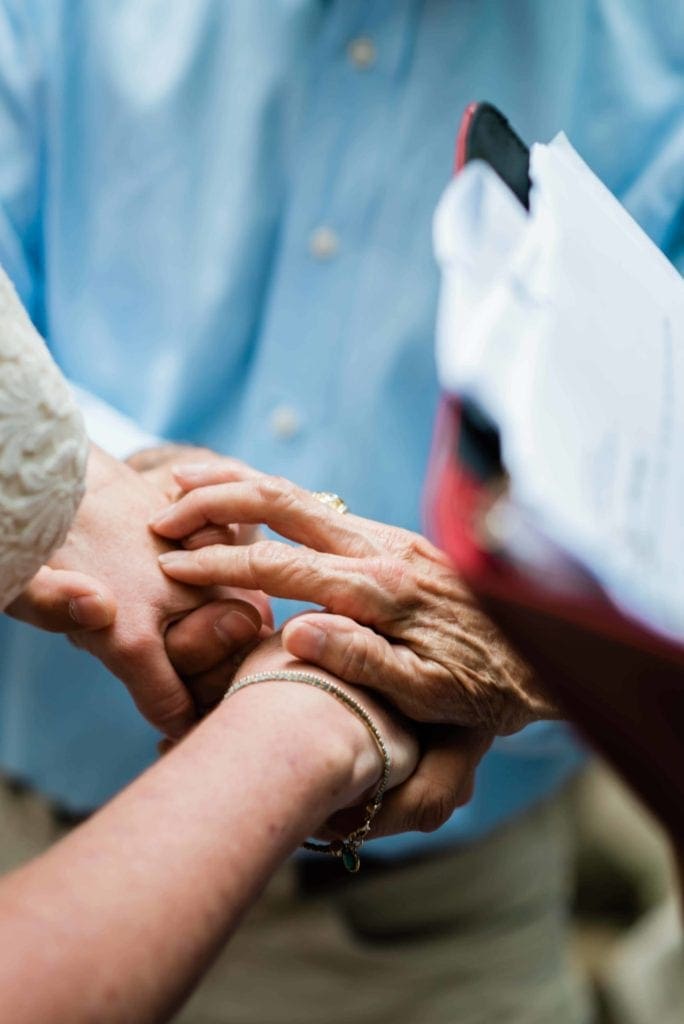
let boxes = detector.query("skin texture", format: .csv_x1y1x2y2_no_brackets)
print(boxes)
127,444,272,712
0,638,418,1024
7,564,118,631
9,445,269,738
148,459,559,831
153,461,557,734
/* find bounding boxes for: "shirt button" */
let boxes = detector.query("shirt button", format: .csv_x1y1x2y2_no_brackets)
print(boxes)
347,36,376,70
308,226,340,261
270,404,301,439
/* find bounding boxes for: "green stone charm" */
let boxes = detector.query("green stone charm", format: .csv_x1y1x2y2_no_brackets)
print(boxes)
342,847,361,873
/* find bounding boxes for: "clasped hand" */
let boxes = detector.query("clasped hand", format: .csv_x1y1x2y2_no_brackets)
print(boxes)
8,446,555,838
7,444,272,738
148,459,558,835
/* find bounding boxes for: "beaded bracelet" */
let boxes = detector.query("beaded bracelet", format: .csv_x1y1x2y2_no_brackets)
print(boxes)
224,670,391,872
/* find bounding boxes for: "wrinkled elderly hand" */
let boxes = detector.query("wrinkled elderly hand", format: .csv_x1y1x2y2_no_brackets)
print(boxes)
150,464,504,832
152,463,558,738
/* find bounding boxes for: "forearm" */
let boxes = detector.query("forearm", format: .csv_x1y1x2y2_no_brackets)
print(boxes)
0,657,374,1024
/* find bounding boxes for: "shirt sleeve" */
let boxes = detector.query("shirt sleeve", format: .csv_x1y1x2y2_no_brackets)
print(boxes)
0,265,88,610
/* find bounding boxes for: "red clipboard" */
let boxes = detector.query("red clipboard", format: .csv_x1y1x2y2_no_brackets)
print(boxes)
424,104,684,847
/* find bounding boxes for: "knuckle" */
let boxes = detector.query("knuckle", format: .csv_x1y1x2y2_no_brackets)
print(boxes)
193,545,219,573
255,475,293,508
396,662,449,723
119,630,158,664
367,556,410,608
414,783,458,833
142,685,193,736
338,630,374,682
369,555,403,588
406,532,439,562
379,525,435,563
246,540,284,583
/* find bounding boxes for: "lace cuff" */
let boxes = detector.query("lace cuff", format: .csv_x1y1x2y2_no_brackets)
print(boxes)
0,267,88,609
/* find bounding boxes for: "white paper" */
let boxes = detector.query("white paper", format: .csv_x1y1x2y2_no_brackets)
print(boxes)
434,134,684,640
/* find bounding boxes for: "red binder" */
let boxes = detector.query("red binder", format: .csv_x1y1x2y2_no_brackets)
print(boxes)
424,104,684,848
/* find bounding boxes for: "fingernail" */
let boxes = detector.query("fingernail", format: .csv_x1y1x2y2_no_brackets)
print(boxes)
68,594,107,627
214,610,258,645
158,551,190,567
292,623,326,659
172,463,213,483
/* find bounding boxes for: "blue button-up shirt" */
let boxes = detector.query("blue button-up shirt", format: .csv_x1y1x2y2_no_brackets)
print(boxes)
0,0,682,856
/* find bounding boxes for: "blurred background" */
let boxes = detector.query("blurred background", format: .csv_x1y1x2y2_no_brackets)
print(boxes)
570,764,679,1024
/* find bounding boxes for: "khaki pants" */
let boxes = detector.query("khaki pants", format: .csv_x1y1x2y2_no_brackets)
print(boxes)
0,777,591,1024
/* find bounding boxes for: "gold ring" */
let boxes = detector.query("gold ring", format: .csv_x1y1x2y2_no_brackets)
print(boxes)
312,491,349,515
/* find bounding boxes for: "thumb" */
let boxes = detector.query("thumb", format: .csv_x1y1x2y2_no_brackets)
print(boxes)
282,612,410,690
6,566,117,632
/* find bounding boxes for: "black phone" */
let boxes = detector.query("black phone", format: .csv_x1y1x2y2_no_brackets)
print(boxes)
458,102,531,210
452,102,531,480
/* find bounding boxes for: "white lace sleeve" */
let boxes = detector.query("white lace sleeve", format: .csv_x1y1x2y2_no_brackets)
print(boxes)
0,267,88,610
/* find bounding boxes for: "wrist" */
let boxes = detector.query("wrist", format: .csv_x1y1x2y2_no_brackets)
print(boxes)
217,674,382,817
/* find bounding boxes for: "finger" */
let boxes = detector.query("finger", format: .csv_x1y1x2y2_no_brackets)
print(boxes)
233,522,263,546
182,523,263,549
134,669,197,740
6,567,117,632
212,584,273,629
239,586,274,630
151,477,378,557
157,543,395,620
103,644,198,740
283,612,444,722
185,649,257,713
73,624,199,739
172,458,265,489
165,599,262,676
183,525,238,549
363,728,492,839
282,612,412,687
284,612,496,728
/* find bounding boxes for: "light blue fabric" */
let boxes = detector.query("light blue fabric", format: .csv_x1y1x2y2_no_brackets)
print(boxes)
0,0,682,858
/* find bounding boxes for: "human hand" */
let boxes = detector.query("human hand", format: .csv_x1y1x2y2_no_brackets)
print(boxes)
127,445,273,711
151,465,557,737
6,566,117,632
223,631,490,839
4,449,268,682
149,465,537,830
232,631,419,790
2,448,210,637
127,445,261,545
36,445,267,737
